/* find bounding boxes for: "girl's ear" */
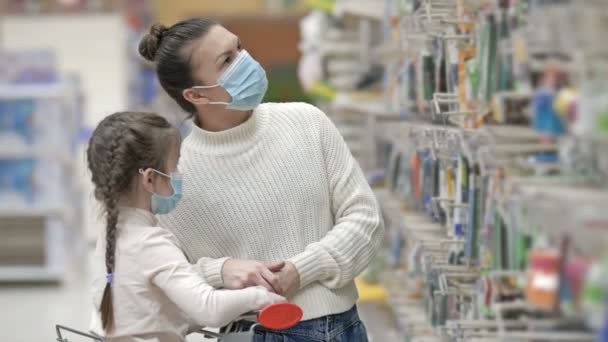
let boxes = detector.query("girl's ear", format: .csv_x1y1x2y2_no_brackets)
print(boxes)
138,168,157,194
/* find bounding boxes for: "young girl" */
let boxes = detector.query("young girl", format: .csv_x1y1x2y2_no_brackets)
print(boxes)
86,111,284,341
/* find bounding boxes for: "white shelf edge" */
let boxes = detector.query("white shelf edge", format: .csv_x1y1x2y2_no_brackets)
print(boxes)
0,82,72,99
0,147,74,163
334,1,385,21
0,266,62,282
332,100,401,119
0,206,72,220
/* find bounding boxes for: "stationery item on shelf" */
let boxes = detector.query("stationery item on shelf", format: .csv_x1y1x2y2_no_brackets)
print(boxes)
561,256,592,313
444,25,459,87
446,165,455,199
478,13,498,106
527,248,561,311
582,256,608,331
533,87,566,140
423,53,436,102
496,5,513,93
465,164,481,263
491,92,531,124
554,87,579,124
437,165,448,225
421,150,433,213
388,147,402,192
459,47,477,113
411,150,422,204
556,236,571,313
491,211,508,270
511,32,533,93
389,226,404,269
601,302,608,342
575,80,608,138
397,151,411,202
453,155,469,237
434,39,448,95
429,156,441,221
476,274,493,318
532,66,567,140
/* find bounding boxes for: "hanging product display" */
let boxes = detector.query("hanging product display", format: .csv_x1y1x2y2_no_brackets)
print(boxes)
303,0,608,340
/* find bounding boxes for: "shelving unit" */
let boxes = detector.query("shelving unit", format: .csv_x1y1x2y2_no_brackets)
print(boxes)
302,0,608,340
0,78,83,283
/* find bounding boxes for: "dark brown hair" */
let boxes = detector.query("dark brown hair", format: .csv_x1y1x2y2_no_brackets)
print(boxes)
86,112,180,332
138,18,218,115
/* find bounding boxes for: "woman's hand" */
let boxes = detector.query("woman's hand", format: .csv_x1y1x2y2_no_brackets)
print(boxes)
273,261,300,298
222,259,285,292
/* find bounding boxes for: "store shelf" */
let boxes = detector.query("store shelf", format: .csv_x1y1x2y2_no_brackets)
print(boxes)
333,1,384,21
332,97,401,119
0,82,72,99
0,266,62,282
0,206,71,219
375,189,446,238
0,146,73,163
304,0,608,339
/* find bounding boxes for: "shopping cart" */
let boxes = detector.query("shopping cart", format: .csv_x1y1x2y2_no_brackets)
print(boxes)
55,303,303,342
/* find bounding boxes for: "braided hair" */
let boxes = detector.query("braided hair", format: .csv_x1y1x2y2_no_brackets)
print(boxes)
86,112,180,332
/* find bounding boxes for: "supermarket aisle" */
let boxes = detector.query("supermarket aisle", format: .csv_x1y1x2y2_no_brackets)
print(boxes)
358,301,403,342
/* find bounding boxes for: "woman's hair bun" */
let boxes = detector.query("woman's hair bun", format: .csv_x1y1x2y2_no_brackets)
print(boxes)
138,23,168,62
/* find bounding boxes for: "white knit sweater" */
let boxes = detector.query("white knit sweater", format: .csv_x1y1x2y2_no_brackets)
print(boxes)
160,102,384,321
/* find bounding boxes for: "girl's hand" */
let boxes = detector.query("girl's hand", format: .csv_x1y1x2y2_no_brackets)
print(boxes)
250,286,287,310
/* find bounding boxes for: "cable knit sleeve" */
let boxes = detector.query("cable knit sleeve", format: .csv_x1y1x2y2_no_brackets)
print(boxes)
288,105,385,289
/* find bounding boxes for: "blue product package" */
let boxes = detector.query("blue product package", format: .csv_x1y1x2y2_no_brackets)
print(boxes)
528,152,559,163
601,301,608,342
0,99,35,145
0,159,36,203
532,89,565,137
422,150,433,213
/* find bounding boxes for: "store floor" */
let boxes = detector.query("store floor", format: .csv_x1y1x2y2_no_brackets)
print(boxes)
0,249,400,342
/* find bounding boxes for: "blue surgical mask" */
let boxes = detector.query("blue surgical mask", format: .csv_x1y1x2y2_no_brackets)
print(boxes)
139,169,183,215
193,50,268,111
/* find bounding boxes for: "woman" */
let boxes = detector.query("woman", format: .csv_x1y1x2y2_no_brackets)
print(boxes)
138,18,384,342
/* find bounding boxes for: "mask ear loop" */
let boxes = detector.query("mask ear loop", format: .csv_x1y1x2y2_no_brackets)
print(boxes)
138,168,173,179
138,168,179,197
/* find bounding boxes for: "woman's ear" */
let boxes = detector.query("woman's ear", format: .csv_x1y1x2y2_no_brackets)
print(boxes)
183,88,210,106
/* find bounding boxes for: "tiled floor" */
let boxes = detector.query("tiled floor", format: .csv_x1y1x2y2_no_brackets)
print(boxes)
0,249,399,342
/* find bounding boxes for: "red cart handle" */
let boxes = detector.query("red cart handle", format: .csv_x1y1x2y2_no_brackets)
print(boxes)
257,303,303,330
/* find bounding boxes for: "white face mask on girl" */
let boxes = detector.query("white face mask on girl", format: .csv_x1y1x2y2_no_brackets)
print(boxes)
192,50,268,111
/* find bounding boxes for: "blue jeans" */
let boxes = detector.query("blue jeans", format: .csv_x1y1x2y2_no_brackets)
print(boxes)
252,305,368,342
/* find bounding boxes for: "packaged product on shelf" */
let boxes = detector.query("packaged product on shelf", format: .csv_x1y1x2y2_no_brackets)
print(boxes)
0,159,68,208
0,98,75,150
582,256,608,331
527,248,561,311
0,99,35,146
0,50,57,84
0,159,36,204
